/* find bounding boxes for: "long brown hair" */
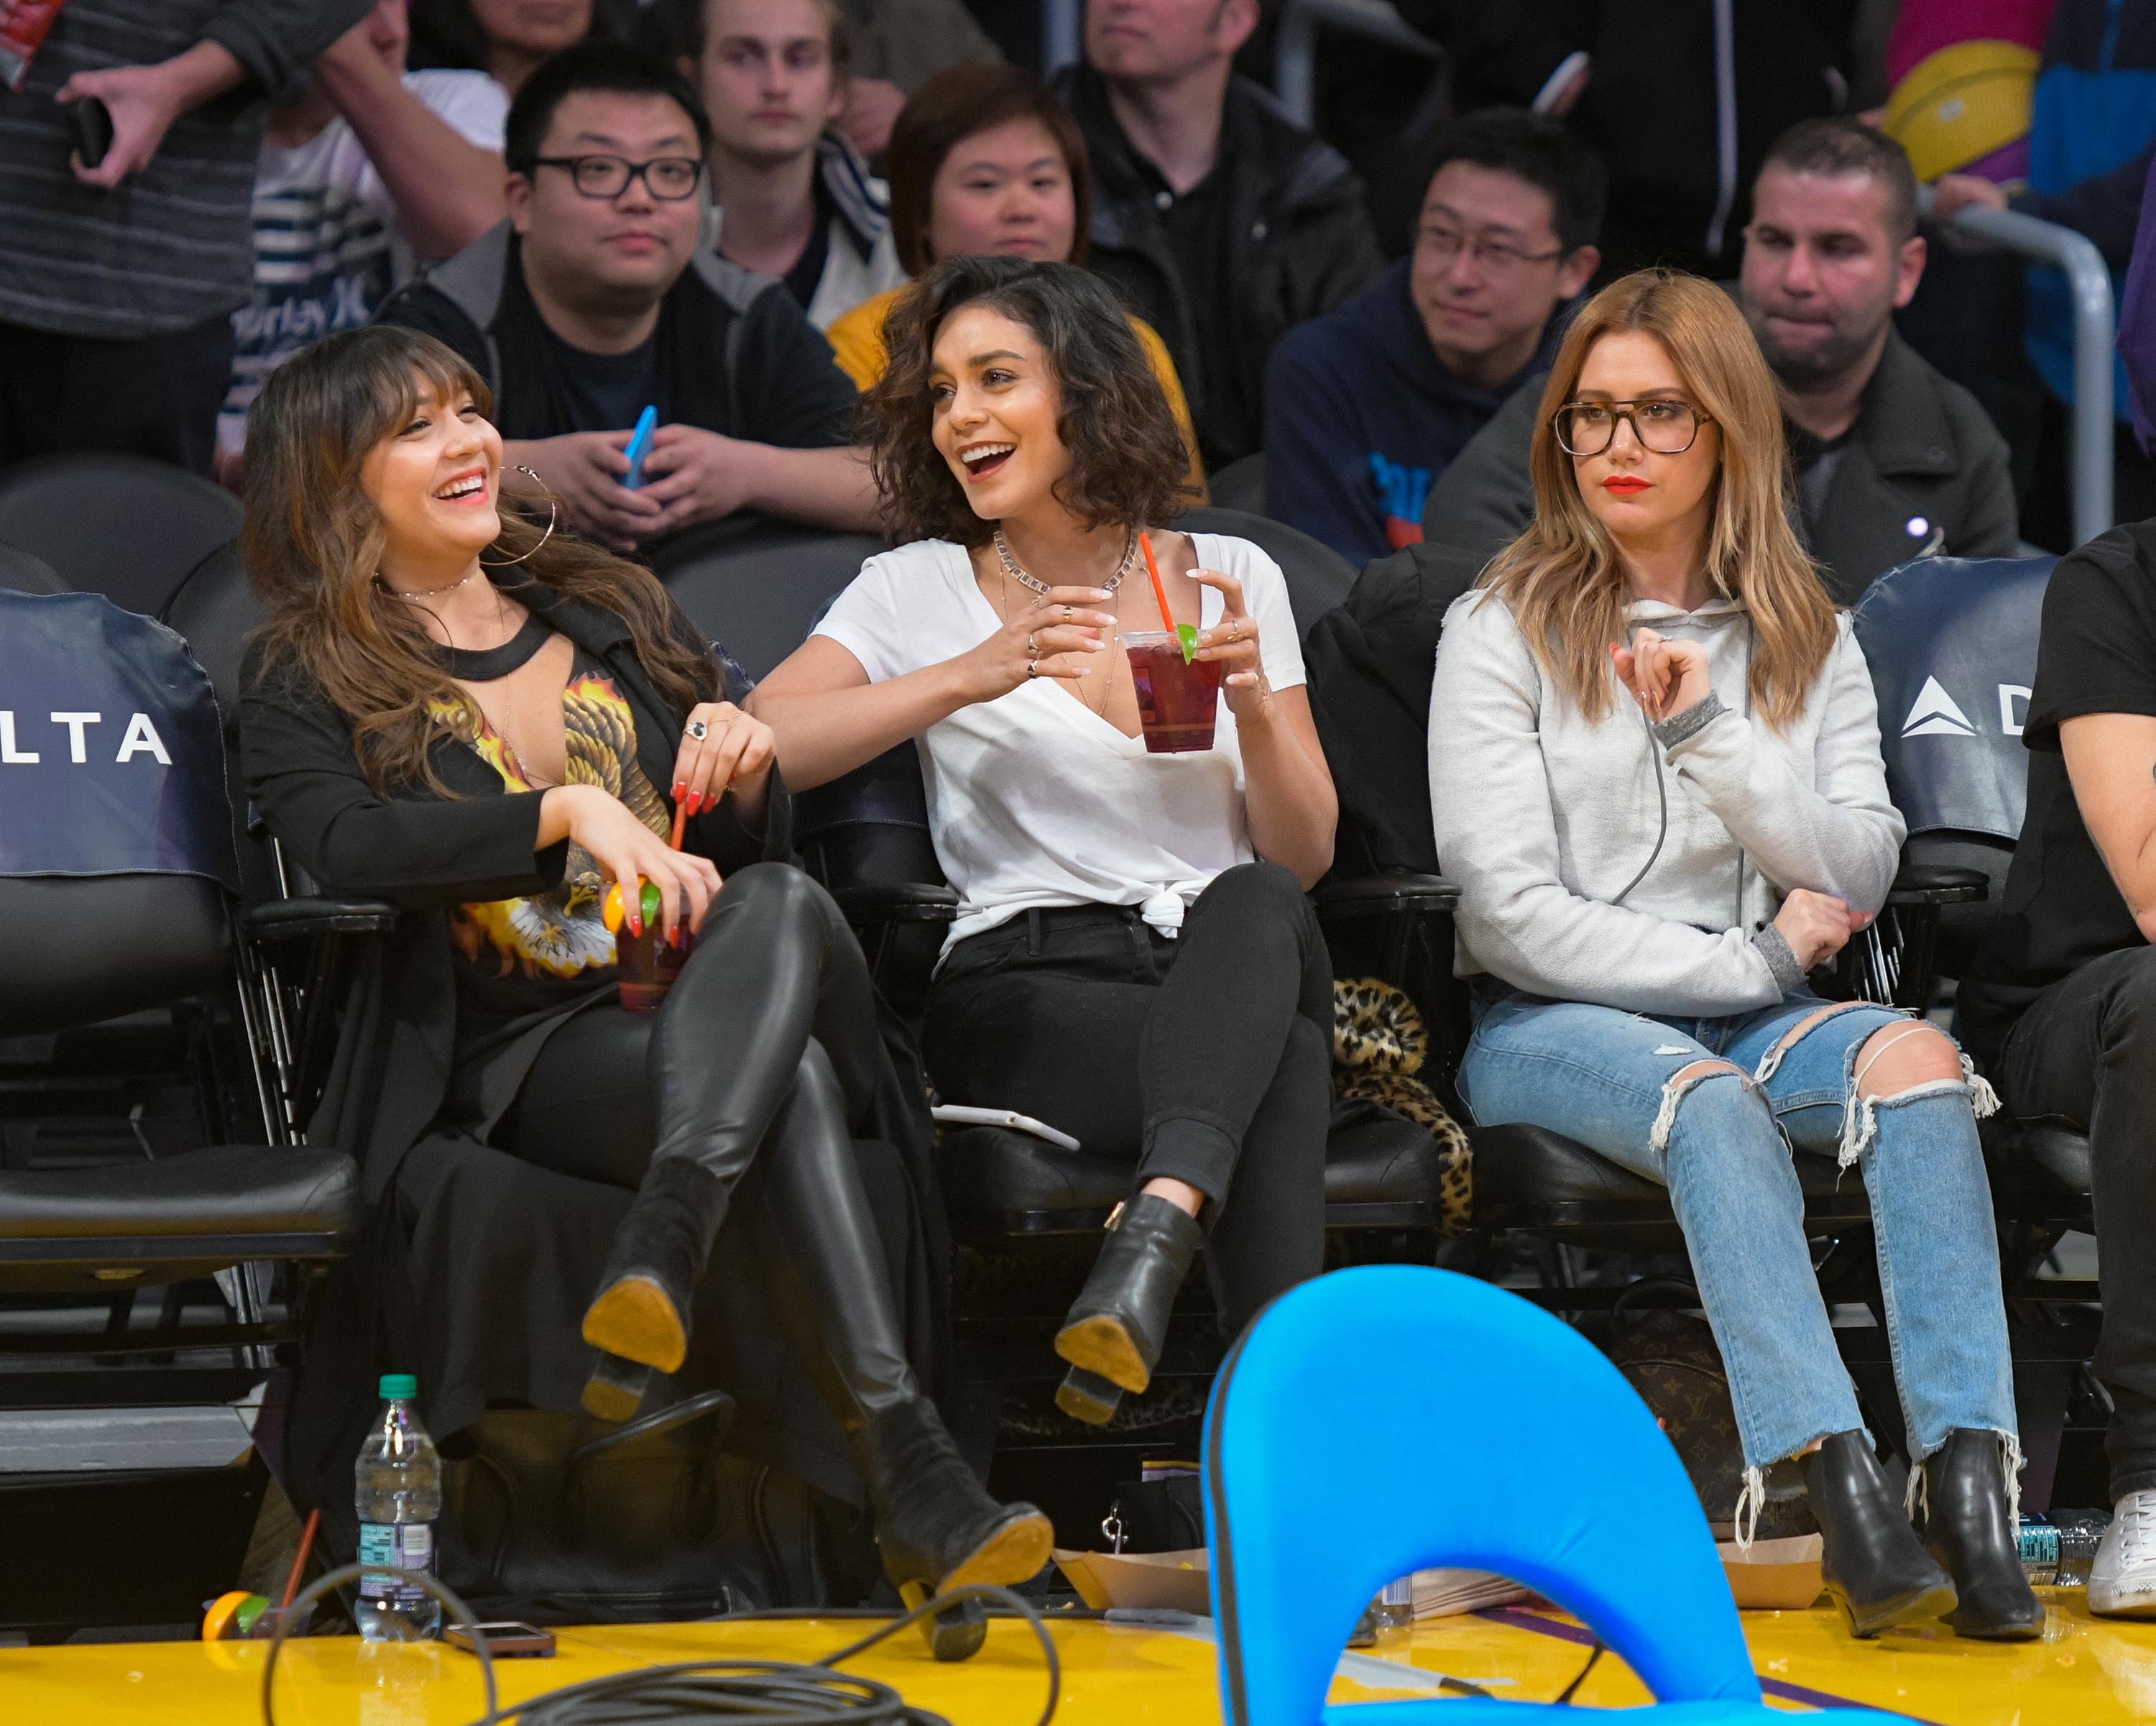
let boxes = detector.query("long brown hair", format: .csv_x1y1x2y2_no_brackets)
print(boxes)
241,326,716,794
1480,270,1837,730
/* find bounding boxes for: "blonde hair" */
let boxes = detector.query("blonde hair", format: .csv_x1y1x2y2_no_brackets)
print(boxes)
1480,269,1836,730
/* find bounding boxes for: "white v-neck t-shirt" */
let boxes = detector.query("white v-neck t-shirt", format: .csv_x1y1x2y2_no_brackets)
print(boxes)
814,533,1307,952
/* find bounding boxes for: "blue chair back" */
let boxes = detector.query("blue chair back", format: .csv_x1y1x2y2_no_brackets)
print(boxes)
1205,1267,1765,1725
1850,555,2056,845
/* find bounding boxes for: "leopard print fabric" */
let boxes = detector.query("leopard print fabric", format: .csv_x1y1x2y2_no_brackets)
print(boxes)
1332,977,1472,1236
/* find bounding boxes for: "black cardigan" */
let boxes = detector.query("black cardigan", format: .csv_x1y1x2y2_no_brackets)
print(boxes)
239,578,793,1201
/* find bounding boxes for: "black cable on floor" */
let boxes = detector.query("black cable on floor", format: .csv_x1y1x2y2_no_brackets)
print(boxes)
262,1567,1059,1726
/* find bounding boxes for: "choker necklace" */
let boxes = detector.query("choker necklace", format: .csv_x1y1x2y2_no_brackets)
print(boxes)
992,527,1138,597
379,567,486,600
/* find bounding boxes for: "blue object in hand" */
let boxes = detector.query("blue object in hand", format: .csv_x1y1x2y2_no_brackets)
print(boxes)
623,405,658,490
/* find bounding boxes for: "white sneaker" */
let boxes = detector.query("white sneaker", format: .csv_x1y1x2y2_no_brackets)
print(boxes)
2089,1490,2156,1618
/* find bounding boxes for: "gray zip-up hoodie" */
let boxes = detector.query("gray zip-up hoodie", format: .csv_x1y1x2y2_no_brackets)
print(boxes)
1428,589,1904,1018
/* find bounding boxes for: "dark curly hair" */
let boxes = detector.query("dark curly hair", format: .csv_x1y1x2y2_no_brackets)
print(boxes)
860,256,1192,548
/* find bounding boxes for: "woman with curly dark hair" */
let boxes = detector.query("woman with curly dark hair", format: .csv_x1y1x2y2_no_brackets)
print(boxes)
238,323,1049,1613
752,256,1339,1421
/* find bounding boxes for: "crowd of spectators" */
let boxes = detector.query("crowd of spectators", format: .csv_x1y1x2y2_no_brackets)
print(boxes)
19,0,2156,1639
6,0,2150,566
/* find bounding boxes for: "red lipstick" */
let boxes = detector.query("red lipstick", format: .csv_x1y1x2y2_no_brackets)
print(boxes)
1602,476,1652,496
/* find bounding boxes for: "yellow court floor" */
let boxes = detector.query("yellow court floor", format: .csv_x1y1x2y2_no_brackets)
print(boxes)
7,1594,2156,1723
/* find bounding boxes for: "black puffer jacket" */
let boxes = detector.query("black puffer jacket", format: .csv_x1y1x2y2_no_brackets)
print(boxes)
1055,63,1386,469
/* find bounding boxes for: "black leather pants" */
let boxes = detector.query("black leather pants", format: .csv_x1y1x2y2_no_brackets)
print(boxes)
500,863,917,1425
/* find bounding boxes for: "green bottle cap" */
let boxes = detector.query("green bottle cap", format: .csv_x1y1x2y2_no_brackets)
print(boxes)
379,1373,418,1400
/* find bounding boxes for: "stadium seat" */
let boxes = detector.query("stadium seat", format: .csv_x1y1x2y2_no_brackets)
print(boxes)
0,542,63,594
1179,505,1355,635
1848,556,2091,1257
653,515,888,680
1204,1266,1903,1725
0,588,360,1303
0,453,242,618
1206,452,1268,516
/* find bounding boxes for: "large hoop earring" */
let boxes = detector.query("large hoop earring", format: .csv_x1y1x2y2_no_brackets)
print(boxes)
479,466,558,567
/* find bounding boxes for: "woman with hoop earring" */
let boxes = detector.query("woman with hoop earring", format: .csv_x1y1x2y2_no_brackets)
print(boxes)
238,326,1049,1610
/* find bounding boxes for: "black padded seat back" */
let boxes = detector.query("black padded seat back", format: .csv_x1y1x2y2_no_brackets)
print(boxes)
655,518,888,681
0,454,241,618
162,543,282,909
1176,505,1355,635
0,541,65,593
0,873,231,1034
162,540,262,722
794,742,945,891
1205,452,1266,516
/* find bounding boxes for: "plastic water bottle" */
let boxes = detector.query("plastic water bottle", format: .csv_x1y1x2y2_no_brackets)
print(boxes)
355,1373,442,1641
1372,1574,1414,1631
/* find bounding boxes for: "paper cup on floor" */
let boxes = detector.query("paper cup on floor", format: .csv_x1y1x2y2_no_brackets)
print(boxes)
1718,1533,1826,1610
1054,1547,1211,1615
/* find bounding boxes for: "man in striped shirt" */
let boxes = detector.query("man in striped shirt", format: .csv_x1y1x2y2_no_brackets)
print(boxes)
0,0,371,477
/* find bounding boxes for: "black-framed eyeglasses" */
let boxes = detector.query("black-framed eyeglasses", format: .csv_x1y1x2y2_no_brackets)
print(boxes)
1416,225,1568,271
533,154,704,201
1553,399,1712,457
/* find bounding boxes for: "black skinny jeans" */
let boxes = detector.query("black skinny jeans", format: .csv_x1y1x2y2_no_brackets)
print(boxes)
1995,944,2156,1497
497,863,919,1423
922,860,1332,1338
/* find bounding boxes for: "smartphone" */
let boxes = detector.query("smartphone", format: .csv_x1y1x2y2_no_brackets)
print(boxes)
73,96,113,170
929,1104,1082,1153
446,1620,556,1658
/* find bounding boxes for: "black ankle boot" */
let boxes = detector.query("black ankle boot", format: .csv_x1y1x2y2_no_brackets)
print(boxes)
1805,1431,1958,1638
1054,1194,1203,1423
1920,1430,2045,1640
854,1397,1053,1603
581,1159,729,1403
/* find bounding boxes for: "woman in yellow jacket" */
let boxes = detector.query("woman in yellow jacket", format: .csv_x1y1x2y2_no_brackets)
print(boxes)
825,63,1207,502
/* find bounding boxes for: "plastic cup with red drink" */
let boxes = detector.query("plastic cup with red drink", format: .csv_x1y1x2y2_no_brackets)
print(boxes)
604,878,691,1011
1123,630,1225,753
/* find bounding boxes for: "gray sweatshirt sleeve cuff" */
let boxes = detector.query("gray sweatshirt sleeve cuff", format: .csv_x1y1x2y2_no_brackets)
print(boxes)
1751,924,1807,993
1652,692,1728,750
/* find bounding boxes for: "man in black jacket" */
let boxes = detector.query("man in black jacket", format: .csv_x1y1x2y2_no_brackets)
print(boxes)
1053,0,1386,472
1423,119,2019,603
377,44,873,551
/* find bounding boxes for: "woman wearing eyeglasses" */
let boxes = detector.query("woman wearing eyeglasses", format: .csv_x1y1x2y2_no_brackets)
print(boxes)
1429,270,2037,1642
377,45,877,554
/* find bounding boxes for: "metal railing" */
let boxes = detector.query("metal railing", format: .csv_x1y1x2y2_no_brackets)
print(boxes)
1274,0,1440,127
1922,192,2117,548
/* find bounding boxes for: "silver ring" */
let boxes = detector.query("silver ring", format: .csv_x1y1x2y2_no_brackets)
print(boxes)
1026,632,1039,656
686,718,709,741
1027,656,1040,679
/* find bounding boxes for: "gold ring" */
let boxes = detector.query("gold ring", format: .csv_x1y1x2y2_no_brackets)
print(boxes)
1062,605,1074,623
1027,657,1039,679
1027,632,1038,655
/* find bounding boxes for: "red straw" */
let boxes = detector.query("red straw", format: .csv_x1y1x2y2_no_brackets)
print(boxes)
280,1507,322,1611
1139,531,1174,630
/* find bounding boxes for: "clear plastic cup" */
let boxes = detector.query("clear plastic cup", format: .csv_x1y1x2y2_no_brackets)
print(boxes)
1122,630,1223,753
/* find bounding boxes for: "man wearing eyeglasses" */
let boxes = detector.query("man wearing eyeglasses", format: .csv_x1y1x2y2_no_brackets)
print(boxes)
1424,117,2018,603
377,42,873,551
1262,109,1603,567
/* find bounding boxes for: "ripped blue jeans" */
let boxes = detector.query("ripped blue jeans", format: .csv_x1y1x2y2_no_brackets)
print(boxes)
1460,988,2019,1507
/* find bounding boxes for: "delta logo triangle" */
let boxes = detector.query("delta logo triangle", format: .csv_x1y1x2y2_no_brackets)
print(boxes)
1902,676,1978,739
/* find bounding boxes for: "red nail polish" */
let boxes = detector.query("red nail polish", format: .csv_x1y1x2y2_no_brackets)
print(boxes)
672,781,686,800
686,791,702,817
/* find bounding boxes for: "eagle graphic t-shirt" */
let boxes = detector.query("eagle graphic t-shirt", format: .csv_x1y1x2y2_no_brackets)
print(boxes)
433,616,669,1076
